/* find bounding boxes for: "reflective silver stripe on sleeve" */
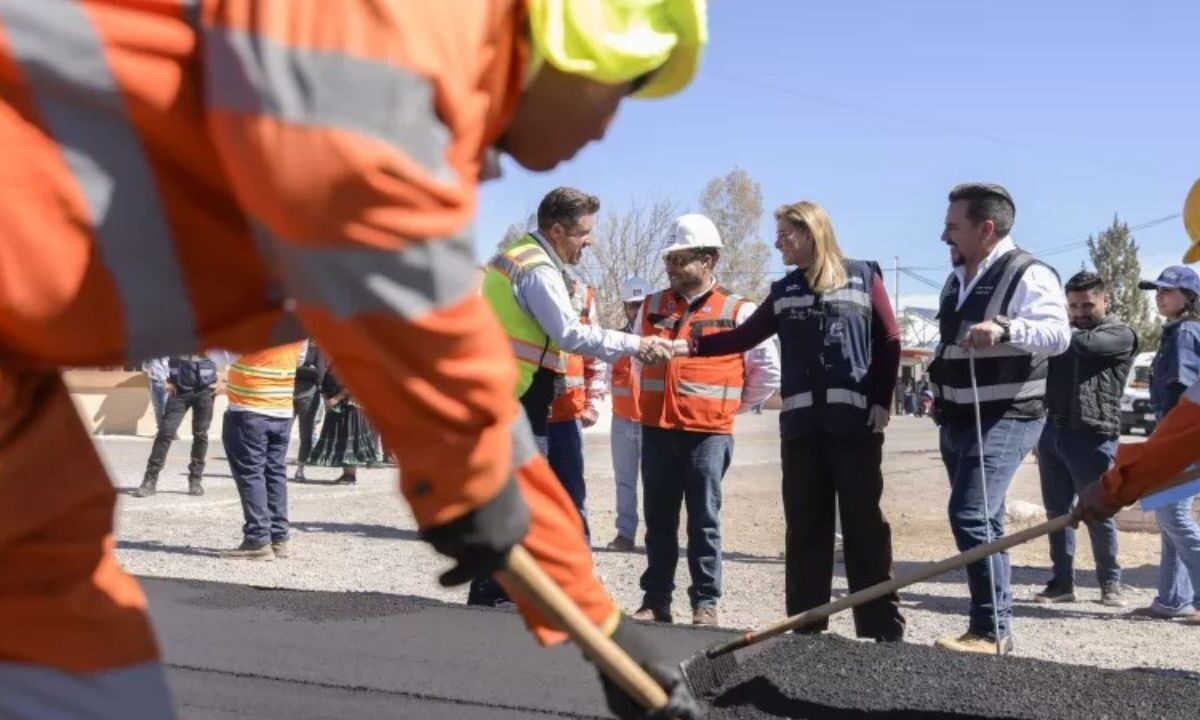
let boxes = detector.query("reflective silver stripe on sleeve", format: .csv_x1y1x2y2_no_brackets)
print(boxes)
0,1,199,364
204,26,453,181
781,392,814,411
936,379,1047,404
641,378,667,392
676,380,738,400
268,230,479,320
611,386,632,398
827,388,868,409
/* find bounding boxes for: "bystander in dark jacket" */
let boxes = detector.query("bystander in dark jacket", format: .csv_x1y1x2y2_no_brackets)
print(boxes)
1034,271,1136,607
292,340,327,481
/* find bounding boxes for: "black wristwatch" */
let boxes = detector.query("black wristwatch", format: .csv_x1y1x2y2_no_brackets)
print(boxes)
993,315,1012,343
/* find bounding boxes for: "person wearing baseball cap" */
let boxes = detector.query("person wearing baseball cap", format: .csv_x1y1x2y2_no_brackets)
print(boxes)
1078,182,1200,627
607,276,653,552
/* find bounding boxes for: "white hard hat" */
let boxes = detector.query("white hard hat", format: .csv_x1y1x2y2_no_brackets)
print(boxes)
661,213,722,258
620,276,651,303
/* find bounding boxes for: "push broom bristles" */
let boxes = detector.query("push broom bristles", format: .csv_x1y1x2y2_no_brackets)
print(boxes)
680,646,740,697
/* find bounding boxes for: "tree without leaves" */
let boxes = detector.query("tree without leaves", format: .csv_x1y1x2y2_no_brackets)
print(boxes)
1087,215,1159,350
495,221,528,254
698,168,772,302
577,197,677,329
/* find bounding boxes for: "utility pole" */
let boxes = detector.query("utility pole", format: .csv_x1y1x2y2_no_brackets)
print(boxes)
894,256,901,315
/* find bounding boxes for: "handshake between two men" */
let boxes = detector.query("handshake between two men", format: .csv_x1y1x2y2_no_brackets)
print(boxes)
635,338,691,365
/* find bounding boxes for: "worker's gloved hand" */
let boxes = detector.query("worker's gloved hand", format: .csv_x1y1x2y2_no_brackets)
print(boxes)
420,478,530,587
1076,480,1124,524
598,616,704,719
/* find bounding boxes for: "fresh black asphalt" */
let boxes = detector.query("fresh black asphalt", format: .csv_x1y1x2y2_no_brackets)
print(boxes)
146,578,1199,719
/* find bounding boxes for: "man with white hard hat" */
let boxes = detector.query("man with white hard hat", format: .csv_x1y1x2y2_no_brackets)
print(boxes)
607,276,654,551
631,214,781,626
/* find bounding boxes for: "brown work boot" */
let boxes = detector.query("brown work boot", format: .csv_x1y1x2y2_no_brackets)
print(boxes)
272,541,290,559
692,607,719,627
223,541,273,560
934,632,1012,655
133,475,157,498
631,604,672,623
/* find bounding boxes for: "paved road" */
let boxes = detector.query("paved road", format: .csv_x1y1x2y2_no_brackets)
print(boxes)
145,577,736,719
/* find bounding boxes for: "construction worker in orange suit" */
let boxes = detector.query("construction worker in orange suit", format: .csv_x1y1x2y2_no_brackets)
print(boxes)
547,278,607,545
1078,180,1200,564
0,2,707,719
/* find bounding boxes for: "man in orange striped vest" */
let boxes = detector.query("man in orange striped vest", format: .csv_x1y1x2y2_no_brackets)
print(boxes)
547,280,606,544
608,277,653,551
219,343,305,559
632,215,780,627
0,2,707,718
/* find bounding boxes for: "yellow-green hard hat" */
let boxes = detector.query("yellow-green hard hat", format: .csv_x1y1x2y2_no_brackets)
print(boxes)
527,0,707,99
1186,179,1200,264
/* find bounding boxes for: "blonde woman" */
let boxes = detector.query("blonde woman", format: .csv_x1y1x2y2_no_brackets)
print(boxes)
676,200,905,641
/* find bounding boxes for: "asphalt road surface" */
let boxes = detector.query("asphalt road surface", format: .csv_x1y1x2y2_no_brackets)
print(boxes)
145,577,731,719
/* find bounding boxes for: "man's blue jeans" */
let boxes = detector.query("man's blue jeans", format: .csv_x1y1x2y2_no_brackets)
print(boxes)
1152,494,1200,615
940,417,1043,640
547,419,589,544
639,426,732,611
1036,424,1121,587
611,415,642,541
223,410,292,546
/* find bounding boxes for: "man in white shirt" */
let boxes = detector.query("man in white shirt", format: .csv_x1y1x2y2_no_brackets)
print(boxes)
928,183,1070,654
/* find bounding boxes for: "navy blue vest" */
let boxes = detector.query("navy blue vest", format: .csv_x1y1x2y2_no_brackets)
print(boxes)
773,260,878,438
928,249,1049,425
170,355,218,393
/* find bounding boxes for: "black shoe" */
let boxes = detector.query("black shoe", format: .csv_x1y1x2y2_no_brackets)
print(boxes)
188,477,204,496
335,473,357,484
606,535,635,552
133,477,157,498
1033,581,1075,604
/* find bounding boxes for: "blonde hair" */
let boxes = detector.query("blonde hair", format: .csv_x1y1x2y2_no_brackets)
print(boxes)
774,201,847,294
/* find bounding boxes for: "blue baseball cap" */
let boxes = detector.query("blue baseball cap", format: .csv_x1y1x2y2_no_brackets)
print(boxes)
1138,265,1200,295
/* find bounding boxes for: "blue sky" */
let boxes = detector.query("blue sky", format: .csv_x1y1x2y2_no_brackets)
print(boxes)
477,0,1199,310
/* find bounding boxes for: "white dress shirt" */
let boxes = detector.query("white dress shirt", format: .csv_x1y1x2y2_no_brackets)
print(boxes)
512,232,641,364
953,237,1070,356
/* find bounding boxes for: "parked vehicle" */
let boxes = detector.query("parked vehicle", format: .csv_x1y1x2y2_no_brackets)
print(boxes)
1119,352,1156,435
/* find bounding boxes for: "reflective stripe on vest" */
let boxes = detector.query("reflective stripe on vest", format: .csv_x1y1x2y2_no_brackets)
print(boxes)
550,285,595,422
0,1,199,364
481,236,568,397
639,287,745,434
774,261,878,436
226,344,302,415
930,249,1049,423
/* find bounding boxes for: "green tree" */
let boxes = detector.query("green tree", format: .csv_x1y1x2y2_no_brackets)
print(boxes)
1087,215,1158,350
698,168,771,301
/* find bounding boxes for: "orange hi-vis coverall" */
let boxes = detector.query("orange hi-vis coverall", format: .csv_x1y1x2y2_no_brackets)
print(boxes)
0,0,612,694
1100,379,1200,505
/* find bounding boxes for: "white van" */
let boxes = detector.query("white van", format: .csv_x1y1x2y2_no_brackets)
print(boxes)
1119,352,1156,435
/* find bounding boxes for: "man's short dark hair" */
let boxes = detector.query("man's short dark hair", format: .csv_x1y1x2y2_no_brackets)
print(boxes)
537,187,600,231
948,183,1015,238
1065,271,1107,294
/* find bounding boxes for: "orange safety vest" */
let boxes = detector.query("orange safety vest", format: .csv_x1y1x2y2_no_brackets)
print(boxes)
639,286,746,434
549,284,594,422
610,354,640,422
226,343,304,416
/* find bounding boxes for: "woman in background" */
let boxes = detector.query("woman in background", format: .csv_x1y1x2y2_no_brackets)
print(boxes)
307,364,380,483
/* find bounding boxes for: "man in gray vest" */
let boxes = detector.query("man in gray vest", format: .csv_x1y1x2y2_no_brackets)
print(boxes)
928,183,1070,654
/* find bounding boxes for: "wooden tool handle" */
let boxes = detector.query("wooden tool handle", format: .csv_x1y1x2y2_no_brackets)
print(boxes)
500,545,670,712
708,508,1081,658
